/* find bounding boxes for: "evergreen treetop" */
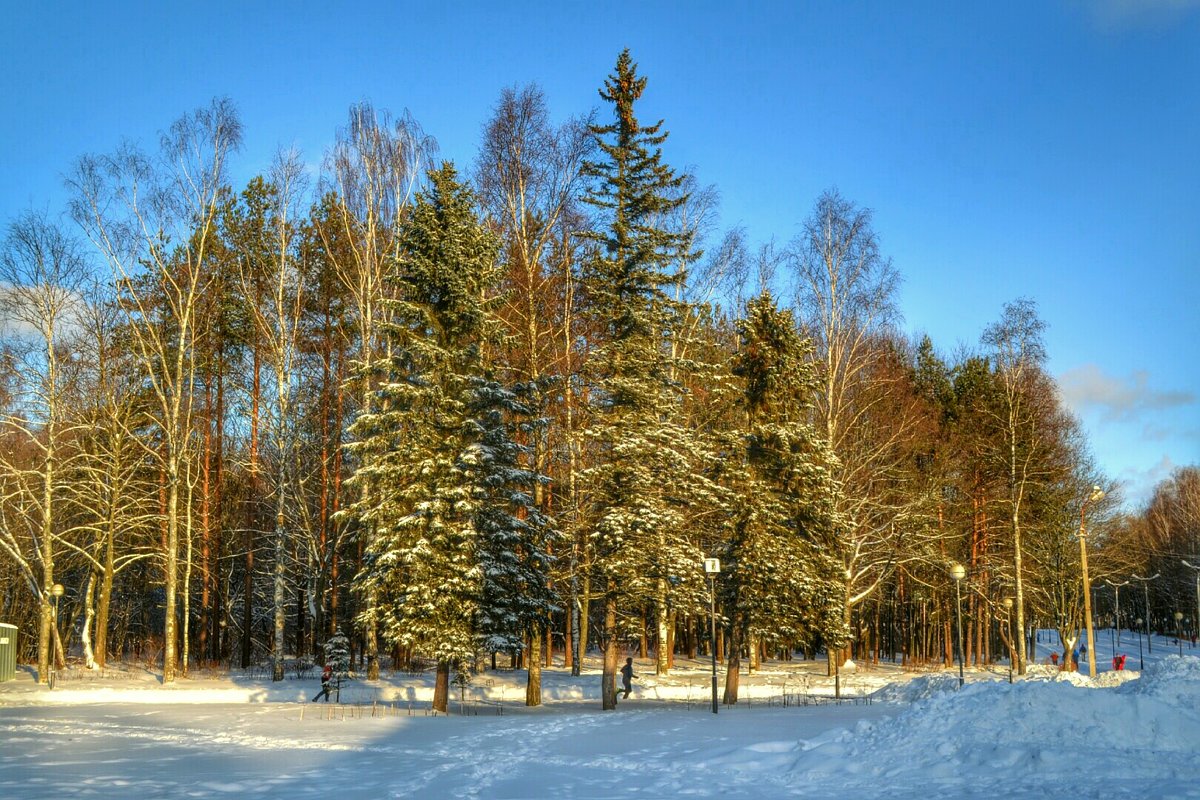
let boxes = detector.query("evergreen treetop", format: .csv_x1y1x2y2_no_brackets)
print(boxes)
581,49,695,345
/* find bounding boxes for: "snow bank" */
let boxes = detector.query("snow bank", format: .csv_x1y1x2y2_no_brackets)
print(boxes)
788,655,1200,794
1116,654,1200,710
870,674,960,703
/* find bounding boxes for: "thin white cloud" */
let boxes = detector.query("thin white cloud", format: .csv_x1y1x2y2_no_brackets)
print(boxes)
1058,364,1195,423
1118,455,1178,510
1079,0,1200,30
1141,422,1174,442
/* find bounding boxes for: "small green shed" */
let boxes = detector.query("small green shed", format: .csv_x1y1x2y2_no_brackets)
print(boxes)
0,623,16,682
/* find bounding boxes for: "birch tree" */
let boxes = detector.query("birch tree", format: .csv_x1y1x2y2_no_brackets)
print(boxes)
0,212,88,683
69,98,242,682
789,189,914,672
64,282,159,670
981,297,1046,675
320,103,434,680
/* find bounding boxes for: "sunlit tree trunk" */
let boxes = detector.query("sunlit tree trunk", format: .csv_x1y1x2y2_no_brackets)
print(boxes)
602,585,618,710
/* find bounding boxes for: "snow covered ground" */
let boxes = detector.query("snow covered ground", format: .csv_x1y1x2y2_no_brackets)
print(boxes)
1,630,1198,799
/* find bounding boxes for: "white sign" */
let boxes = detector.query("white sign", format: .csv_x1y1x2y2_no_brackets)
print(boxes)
704,558,721,574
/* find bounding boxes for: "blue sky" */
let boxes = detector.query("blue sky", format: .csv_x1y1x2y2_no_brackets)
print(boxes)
2,1,1197,508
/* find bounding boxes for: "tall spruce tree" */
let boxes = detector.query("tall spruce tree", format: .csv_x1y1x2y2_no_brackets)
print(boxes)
580,50,714,708
720,292,844,703
468,379,558,705
348,163,554,711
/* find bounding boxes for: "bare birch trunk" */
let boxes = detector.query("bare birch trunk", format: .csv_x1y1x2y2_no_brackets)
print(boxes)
82,572,97,670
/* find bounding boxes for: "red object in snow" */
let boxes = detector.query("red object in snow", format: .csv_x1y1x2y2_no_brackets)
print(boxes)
1050,652,1059,665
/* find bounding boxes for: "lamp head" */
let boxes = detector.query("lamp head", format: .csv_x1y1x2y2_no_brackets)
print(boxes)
950,563,966,581
51,584,64,598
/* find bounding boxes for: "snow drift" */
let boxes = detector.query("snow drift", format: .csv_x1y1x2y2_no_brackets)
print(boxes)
788,655,1200,794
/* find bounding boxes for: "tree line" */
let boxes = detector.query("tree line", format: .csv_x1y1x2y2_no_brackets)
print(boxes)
0,50,1195,711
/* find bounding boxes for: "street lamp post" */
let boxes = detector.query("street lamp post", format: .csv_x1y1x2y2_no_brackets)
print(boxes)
704,558,721,715
1131,573,1159,653
1107,579,1129,649
1182,561,1200,647
1175,612,1184,656
50,583,64,688
1003,597,1014,684
951,562,966,687
1135,618,1144,670
1078,486,1105,678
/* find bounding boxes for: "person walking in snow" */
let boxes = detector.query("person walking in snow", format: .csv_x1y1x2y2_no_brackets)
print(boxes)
620,657,637,699
312,664,333,703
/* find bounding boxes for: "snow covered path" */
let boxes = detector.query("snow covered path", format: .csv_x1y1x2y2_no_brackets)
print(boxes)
0,701,898,798
2,650,1199,798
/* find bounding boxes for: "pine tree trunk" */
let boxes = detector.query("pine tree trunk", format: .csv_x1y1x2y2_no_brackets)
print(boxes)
655,580,670,675
723,617,742,704
667,610,676,670
639,610,648,659
365,583,380,681
433,660,450,713
944,611,953,667
602,585,618,710
243,343,261,669
526,630,542,706
578,572,591,670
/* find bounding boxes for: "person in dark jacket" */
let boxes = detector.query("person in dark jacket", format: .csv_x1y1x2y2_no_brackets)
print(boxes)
620,657,637,699
312,664,333,702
